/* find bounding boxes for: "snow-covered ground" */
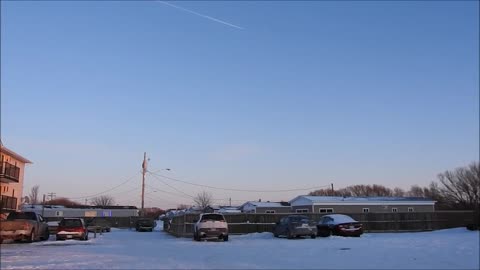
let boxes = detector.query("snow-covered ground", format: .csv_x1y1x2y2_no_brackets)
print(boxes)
1,222,478,269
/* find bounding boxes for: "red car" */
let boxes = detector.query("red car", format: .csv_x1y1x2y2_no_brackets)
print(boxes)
56,218,89,241
317,214,363,237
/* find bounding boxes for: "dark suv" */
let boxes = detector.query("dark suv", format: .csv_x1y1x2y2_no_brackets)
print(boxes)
273,215,317,239
135,218,156,232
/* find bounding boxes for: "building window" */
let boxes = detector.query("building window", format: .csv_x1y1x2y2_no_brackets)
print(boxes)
408,207,414,212
265,210,275,214
319,208,334,213
296,209,308,213
392,208,398,213
362,208,370,213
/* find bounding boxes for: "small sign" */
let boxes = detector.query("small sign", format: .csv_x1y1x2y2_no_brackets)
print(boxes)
85,211,97,217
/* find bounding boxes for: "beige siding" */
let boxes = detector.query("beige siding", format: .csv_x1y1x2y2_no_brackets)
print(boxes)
0,151,29,211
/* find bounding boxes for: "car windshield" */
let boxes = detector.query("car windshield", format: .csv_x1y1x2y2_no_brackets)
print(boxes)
201,214,224,221
7,212,36,220
59,219,82,227
138,219,153,223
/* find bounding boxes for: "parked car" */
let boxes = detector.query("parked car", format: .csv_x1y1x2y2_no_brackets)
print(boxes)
0,211,50,243
317,214,363,237
56,218,89,241
86,218,111,233
273,215,317,239
135,218,156,232
193,213,229,241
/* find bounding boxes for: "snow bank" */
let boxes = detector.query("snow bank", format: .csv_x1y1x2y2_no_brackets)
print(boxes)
1,228,478,269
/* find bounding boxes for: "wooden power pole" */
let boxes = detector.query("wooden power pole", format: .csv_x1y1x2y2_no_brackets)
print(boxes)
141,152,147,216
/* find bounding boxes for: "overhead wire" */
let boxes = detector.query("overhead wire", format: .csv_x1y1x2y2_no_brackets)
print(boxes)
66,171,141,200
147,172,194,198
148,170,331,193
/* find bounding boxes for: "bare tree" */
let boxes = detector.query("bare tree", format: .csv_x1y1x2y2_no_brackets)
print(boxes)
308,188,343,196
437,162,480,210
193,191,212,210
45,197,82,207
393,187,405,197
407,185,425,197
22,196,30,204
91,195,115,207
28,185,40,204
344,184,393,197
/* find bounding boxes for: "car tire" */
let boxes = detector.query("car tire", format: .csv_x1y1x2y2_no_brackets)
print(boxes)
223,235,229,242
287,229,294,239
27,230,35,243
319,229,331,237
193,232,200,241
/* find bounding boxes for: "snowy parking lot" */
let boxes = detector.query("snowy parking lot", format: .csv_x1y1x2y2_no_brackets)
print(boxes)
1,224,478,269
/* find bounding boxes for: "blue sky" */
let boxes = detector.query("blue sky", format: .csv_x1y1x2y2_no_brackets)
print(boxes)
1,1,478,209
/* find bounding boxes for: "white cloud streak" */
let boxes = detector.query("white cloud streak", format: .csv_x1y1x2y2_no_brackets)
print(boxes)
158,1,244,30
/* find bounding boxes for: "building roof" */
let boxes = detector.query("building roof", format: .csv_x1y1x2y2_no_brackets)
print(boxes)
241,201,291,208
290,195,432,203
0,143,32,164
290,195,436,205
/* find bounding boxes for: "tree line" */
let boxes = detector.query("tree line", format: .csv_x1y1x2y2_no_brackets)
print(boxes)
22,162,479,211
24,190,115,208
308,162,479,210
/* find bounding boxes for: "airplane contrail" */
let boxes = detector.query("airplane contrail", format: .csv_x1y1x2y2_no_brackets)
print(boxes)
158,1,244,30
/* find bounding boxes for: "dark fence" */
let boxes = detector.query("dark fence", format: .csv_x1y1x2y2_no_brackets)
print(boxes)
164,211,478,238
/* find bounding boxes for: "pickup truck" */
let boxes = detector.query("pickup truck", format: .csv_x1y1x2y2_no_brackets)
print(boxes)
0,211,50,243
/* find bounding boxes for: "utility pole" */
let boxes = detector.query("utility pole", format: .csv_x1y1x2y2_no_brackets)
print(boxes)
41,194,46,216
47,192,56,201
141,152,147,216
331,183,334,193
229,198,231,207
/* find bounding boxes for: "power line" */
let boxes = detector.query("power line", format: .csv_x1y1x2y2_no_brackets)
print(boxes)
148,171,331,192
144,183,192,199
148,172,194,198
68,171,141,199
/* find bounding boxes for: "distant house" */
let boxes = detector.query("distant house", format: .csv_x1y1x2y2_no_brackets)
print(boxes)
0,143,32,215
217,206,241,214
289,196,436,213
239,201,291,214
21,204,139,218
203,205,220,213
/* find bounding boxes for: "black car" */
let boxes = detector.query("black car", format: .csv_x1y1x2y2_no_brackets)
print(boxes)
317,214,363,237
136,218,156,232
86,218,111,233
273,215,317,239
